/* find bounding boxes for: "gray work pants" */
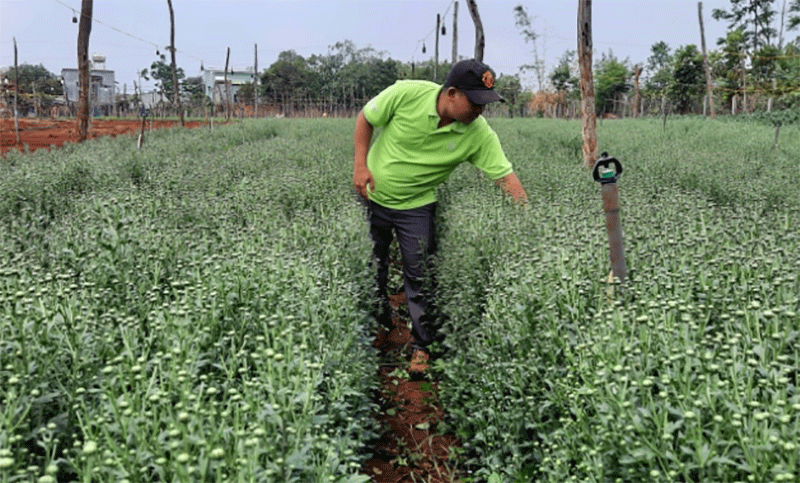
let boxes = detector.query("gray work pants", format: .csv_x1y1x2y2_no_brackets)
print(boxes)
365,200,438,352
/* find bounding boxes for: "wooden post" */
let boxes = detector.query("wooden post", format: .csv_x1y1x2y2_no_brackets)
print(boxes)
254,44,259,118
13,37,20,145
137,112,147,150
452,2,458,64
224,47,231,121
578,0,597,167
698,2,716,119
466,0,485,62
166,0,184,126
435,14,440,81
76,0,93,142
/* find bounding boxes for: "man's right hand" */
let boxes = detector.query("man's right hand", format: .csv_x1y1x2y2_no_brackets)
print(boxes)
353,165,374,200
353,110,376,200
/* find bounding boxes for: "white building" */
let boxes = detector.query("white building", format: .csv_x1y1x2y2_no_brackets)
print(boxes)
202,66,255,104
61,53,116,112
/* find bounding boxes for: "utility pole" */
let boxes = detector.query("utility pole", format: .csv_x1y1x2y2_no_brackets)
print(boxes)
77,0,93,142
452,1,459,64
578,0,597,167
698,2,716,119
167,0,184,126
465,0,485,62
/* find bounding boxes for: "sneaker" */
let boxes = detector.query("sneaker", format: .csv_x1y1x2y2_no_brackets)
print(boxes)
409,350,430,375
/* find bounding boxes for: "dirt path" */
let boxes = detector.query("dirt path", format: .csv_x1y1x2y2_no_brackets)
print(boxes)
364,293,462,483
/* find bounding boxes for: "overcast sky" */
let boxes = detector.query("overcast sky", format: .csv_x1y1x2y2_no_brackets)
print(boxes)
2,0,736,91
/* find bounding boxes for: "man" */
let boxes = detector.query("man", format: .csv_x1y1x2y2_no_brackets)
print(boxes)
353,59,527,375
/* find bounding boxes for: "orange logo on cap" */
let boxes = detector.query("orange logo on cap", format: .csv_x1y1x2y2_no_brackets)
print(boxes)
482,71,494,88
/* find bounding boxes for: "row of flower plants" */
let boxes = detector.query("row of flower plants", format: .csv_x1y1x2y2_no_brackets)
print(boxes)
2,116,798,482
1,121,380,482
434,117,799,482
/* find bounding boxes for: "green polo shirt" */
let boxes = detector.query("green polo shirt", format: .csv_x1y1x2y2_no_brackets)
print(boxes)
363,80,513,210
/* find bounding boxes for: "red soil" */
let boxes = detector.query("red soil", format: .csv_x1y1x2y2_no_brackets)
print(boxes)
1,118,207,156
365,292,463,483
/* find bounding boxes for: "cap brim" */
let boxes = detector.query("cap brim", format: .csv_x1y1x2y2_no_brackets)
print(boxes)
464,89,505,104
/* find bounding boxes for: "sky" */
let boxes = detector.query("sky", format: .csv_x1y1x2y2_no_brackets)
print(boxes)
1,0,737,92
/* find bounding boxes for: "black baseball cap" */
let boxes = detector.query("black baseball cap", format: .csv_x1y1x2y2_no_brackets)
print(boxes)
443,59,505,104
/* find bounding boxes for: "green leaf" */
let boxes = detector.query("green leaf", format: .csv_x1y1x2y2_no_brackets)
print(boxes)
340,474,371,483
488,472,504,483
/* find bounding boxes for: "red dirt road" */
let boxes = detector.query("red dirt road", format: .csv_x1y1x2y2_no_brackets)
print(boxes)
1,118,207,156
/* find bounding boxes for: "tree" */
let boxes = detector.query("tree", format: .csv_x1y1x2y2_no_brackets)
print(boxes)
514,4,545,91
718,28,748,107
236,82,255,105
77,0,93,142
166,0,183,125
494,74,523,117
790,0,800,30
712,0,779,52
771,42,800,107
670,44,706,113
182,75,206,108
549,50,578,95
143,57,185,103
645,41,674,92
466,0,485,61
307,40,399,108
0,64,63,113
594,50,631,115
261,50,320,110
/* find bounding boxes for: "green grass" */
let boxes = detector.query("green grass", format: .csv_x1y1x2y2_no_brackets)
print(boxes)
1,116,798,482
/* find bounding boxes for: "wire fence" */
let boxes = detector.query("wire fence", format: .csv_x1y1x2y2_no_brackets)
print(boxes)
2,88,798,123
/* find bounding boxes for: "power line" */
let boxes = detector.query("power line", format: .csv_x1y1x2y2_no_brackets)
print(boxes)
53,0,205,64
415,0,456,56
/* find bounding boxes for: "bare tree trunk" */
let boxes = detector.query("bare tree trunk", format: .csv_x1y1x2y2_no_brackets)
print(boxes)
778,0,787,49
77,0,93,142
698,2,716,119
465,0,485,62
578,0,597,167
166,0,184,126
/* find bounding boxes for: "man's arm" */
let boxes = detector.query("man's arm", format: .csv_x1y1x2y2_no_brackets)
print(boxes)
495,172,528,204
353,110,375,200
